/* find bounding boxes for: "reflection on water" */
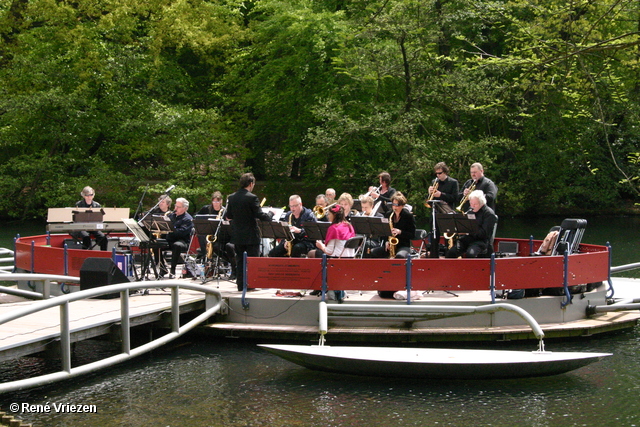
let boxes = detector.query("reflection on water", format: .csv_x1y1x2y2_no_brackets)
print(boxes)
2,331,640,427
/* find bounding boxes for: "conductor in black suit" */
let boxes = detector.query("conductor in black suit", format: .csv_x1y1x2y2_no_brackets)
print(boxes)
226,173,273,291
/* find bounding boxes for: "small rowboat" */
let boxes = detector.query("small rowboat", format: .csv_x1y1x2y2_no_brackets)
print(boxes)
259,344,611,379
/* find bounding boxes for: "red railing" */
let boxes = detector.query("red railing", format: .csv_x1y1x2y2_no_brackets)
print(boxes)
247,238,610,292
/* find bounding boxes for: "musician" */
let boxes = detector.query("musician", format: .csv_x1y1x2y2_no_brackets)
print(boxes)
165,197,194,278
428,162,459,210
197,191,224,215
446,190,497,259
196,191,224,255
359,195,383,218
226,173,273,291
370,192,415,259
308,205,356,258
148,195,172,216
196,191,236,279
325,188,336,204
71,186,108,251
269,195,316,258
426,162,459,257
145,195,172,271
358,195,383,256
314,194,329,222
458,163,498,212
367,172,396,213
337,192,356,217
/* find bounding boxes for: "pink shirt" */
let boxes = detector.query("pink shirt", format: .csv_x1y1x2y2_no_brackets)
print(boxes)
324,222,356,257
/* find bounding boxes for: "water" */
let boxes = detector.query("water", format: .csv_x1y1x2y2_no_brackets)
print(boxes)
1,216,639,426
2,336,640,426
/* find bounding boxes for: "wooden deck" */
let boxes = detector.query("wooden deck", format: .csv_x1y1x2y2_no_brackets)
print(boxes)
0,285,208,362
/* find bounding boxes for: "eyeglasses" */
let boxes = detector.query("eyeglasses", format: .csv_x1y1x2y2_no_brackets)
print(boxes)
435,171,444,175
289,204,300,209
85,194,94,197
392,203,400,207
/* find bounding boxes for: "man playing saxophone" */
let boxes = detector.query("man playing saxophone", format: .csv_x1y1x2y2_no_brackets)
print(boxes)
268,195,316,257
196,191,236,280
457,162,498,212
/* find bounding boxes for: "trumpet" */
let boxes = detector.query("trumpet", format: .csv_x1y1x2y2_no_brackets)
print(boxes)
424,178,439,207
456,180,477,213
363,185,381,198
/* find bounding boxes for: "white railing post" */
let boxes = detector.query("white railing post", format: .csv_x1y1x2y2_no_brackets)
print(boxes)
121,290,131,355
60,301,71,373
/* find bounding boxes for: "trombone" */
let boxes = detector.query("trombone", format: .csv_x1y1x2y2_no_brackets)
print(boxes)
313,203,336,219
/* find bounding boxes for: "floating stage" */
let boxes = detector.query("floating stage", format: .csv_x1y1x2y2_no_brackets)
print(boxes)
200,277,640,344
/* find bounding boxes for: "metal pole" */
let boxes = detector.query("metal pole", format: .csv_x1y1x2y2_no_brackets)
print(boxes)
529,235,534,255
490,253,496,304
321,254,327,302
561,250,572,308
121,290,130,354
406,256,412,305
606,242,614,299
60,301,71,373
171,286,180,333
241,252,249,309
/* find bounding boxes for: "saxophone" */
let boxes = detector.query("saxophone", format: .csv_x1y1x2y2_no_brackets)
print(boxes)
206,207,225,259
388,211,399,258
285,212,294,257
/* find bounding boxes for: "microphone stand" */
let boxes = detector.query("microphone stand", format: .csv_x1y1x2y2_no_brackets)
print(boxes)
138,185,175,227
133,184,149,220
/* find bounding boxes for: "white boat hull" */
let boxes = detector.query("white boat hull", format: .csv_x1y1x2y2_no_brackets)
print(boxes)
259,344,611,379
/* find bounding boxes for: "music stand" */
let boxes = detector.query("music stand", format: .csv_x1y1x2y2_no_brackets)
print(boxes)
122,218,155,281
352,199,362,212
142,215,175,235
436,213,478,235
303,221,331,241
349,216,387,258
258,220,294,241
194,216,220,236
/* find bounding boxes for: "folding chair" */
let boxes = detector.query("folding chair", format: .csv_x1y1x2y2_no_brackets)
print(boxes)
339,236,364,258
411,229,428,258
551,218,587,255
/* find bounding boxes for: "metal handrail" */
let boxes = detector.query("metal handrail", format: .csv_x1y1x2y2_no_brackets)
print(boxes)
611,262,640,274
0,247,14,274
0,273,81,299
0,280,222,394
320,302,545,341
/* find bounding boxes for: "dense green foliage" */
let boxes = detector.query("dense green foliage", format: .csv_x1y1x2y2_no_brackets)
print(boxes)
1,0,638,220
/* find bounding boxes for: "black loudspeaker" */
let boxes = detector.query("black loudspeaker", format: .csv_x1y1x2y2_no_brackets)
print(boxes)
80,257,130,298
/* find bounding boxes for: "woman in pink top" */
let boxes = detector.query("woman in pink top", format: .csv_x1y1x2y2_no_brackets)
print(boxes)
308,204,356,258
